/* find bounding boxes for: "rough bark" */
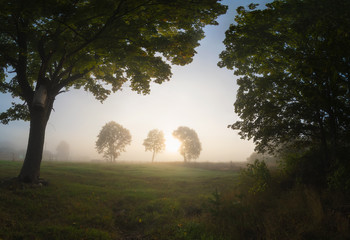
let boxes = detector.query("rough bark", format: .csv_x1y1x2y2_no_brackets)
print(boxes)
18,88,52,183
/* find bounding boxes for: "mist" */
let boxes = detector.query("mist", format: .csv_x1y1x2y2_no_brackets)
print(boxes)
0,0,256,164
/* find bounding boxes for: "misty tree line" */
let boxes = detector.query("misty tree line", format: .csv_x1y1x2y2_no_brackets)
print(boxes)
0,140,70,162
96,121,202,163
0,122,202,163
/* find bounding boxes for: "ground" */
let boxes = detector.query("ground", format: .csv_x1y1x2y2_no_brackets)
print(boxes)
0,161,240,240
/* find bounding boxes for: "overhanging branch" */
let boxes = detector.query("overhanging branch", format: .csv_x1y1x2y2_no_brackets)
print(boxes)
0,81,16,93
55,66,94,94
15,16,34,104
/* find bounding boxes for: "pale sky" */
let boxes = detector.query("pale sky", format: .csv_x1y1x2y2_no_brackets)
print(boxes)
0,0,270,162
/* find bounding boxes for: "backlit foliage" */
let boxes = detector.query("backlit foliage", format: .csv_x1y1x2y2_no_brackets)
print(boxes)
96,121,131,162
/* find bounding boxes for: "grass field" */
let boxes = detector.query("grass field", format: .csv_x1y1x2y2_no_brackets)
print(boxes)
0,161,240,240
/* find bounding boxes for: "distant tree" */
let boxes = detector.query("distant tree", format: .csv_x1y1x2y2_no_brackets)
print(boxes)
173,126,201,162
0,0,227,183
246,152,278,166
219,0,350,167
56,141,70,161
143,129,165,162
96,121,131,162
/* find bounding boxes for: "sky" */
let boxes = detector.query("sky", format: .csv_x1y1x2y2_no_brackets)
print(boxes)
0,0,270,162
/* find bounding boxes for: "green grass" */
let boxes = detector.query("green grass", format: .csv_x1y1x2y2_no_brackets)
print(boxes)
0,161,239,240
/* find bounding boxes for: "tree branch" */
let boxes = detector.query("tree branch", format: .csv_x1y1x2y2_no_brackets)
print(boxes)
55,67,94,93
0,50,17,66
0,81,16,93
51,50,67,81
50,0,158,94
64,0,155,59
53,19,90,42
14,16,34,104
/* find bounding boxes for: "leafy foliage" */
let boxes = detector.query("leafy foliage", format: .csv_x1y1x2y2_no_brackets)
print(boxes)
0,0,227,120
219,0,350,163
240,160,271,194
327,146,350,194
173,126,202,162
0,102,30,124
204,160,350,239
96,121,131,162
143,129,165,162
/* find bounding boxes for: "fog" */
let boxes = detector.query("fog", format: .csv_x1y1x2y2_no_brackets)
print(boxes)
0,0,270,163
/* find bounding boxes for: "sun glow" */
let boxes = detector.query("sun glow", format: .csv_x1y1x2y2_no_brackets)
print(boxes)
165,134,181,152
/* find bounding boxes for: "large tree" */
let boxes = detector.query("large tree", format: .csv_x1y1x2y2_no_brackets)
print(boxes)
219,0,350,166
0,0,227,182
173,126,201,162
143,129,165,162
96,121,131,162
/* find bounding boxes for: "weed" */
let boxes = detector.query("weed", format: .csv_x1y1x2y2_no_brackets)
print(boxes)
208,188,221,216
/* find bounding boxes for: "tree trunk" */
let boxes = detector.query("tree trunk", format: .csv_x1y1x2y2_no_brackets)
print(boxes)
152,150,155,163
18,90,52,183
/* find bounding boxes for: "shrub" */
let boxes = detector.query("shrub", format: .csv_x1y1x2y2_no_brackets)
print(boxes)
239,159,271,195
328,163,350,195
279,147,327,187
328,147,350,195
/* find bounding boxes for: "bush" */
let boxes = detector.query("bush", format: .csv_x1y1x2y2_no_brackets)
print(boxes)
239,159,271,195
328,147,350,195
328,163,350,195
279,147,327,187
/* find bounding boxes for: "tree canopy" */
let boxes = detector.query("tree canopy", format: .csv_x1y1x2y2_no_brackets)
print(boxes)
143,129,165,162
96,121,131,162
173,126,201,162
0,0,227,122
219,0,350,164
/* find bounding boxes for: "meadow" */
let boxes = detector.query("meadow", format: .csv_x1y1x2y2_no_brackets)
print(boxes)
0,160,240,240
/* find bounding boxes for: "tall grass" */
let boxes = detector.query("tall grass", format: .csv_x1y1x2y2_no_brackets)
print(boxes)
205,160,350,239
